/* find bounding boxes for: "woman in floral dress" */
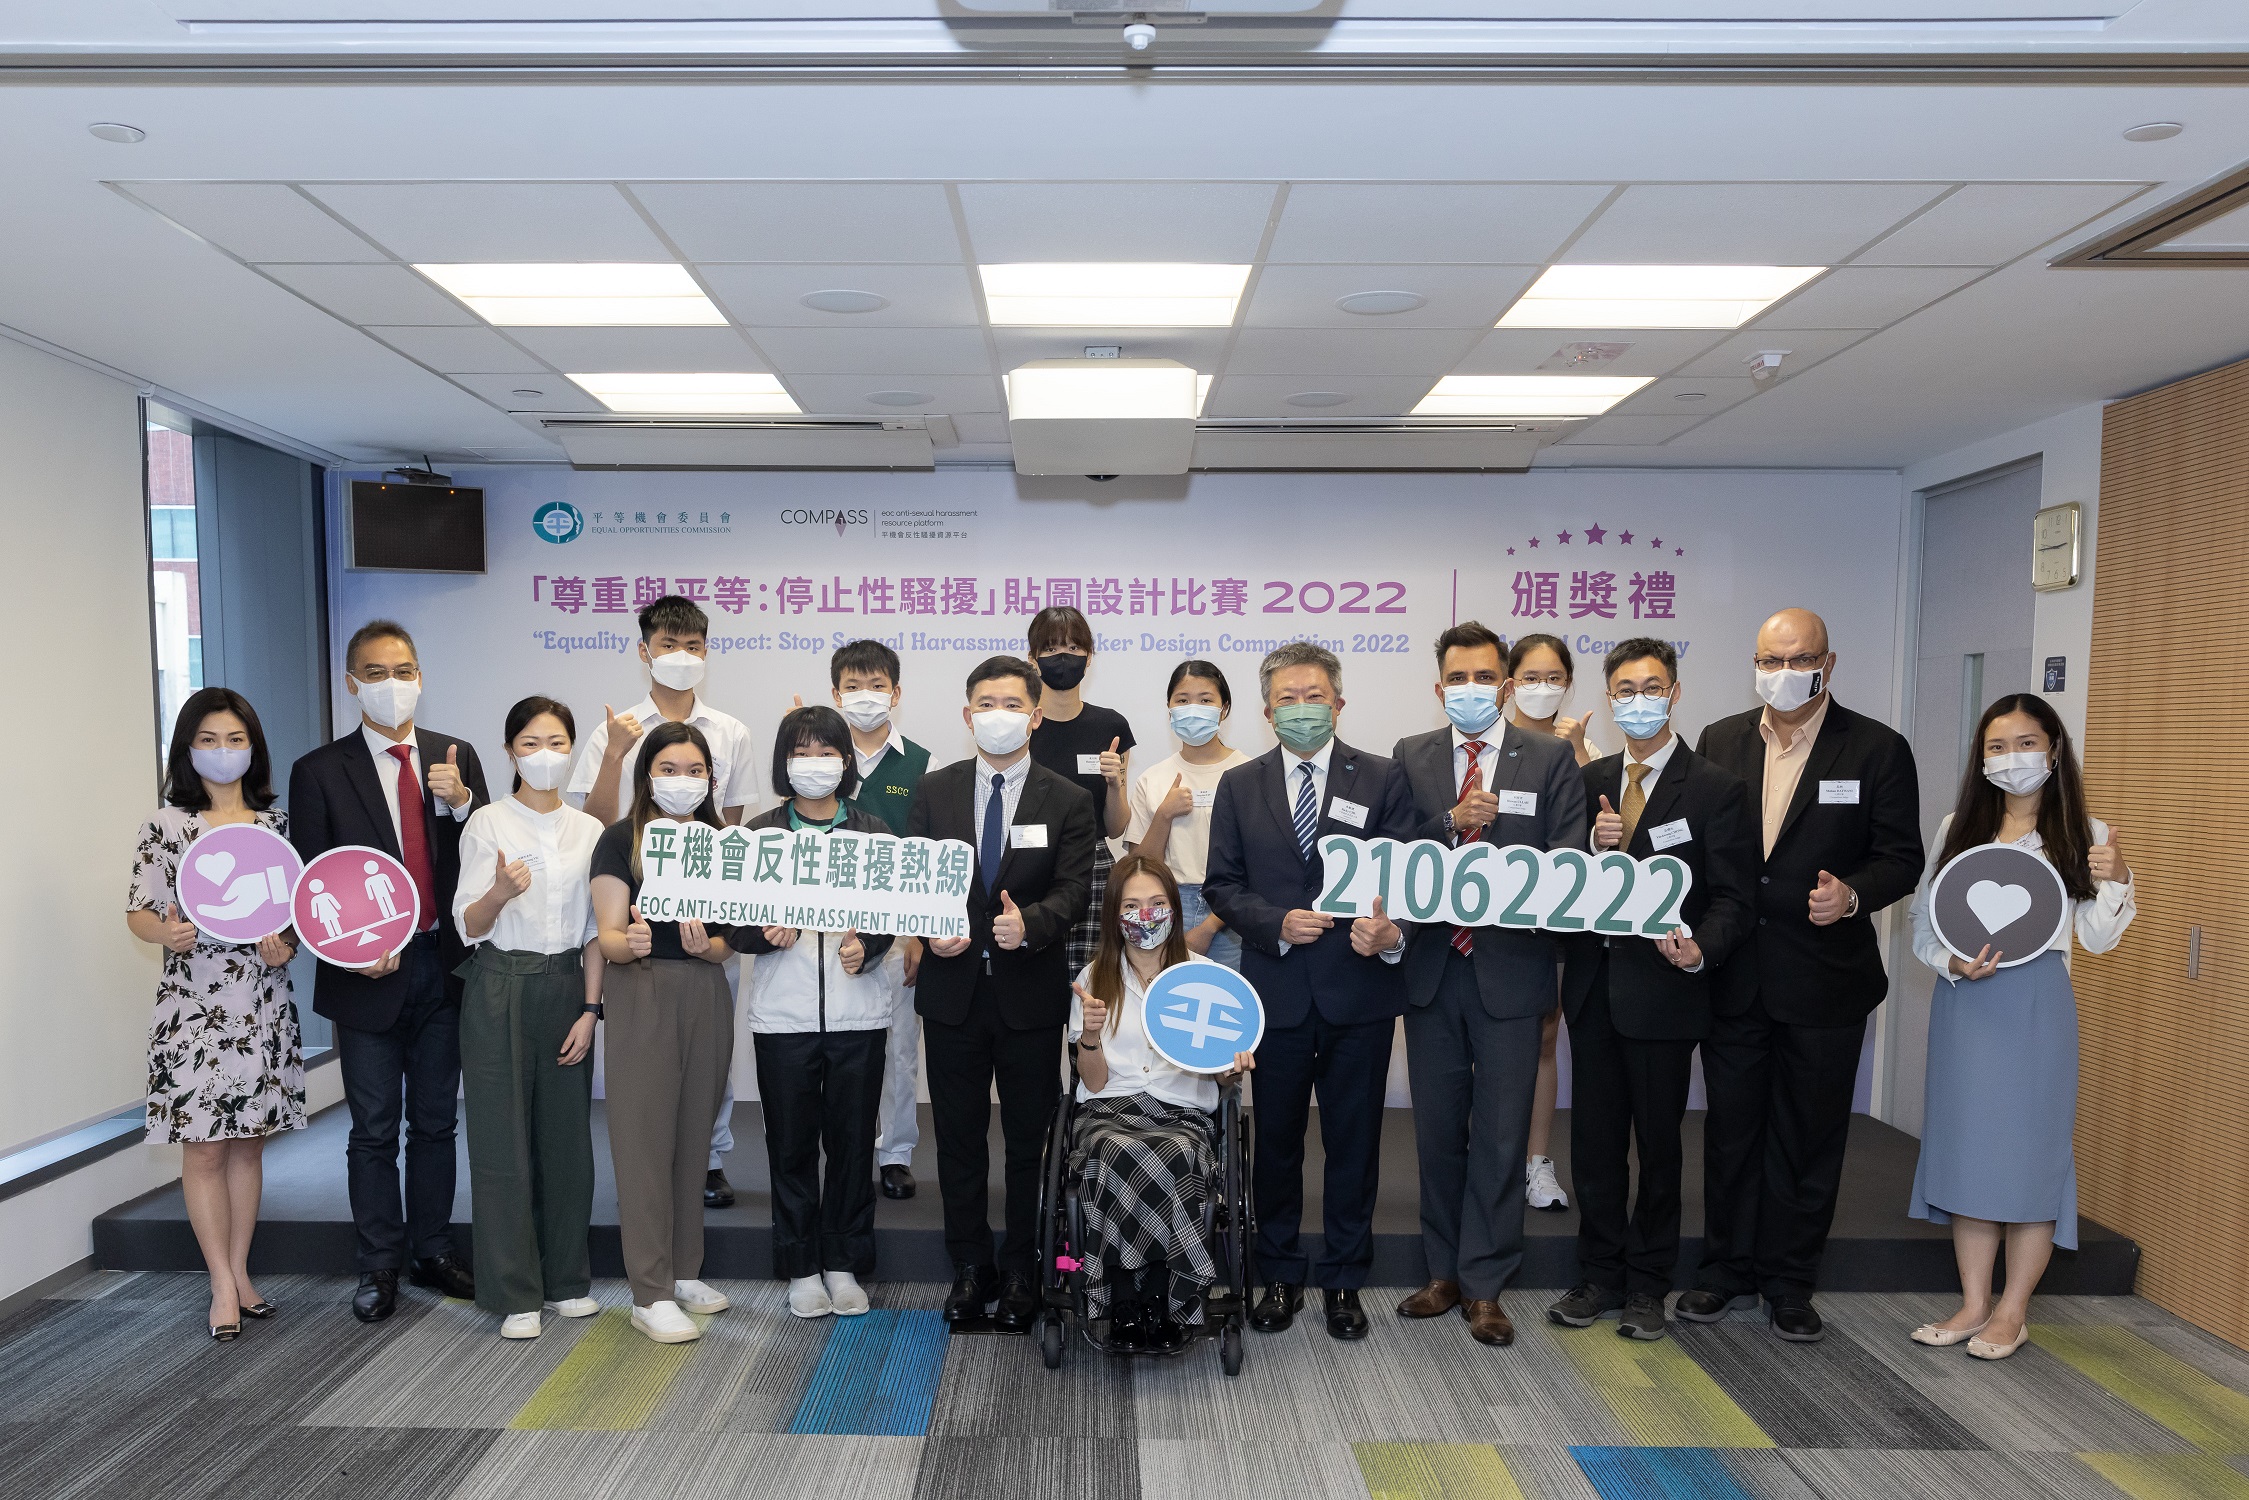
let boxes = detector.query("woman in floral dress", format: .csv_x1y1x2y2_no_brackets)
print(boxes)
126,687,306,1341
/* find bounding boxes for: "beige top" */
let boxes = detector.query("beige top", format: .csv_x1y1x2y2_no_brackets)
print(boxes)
1124,748,1251,885
1757,695,1832,857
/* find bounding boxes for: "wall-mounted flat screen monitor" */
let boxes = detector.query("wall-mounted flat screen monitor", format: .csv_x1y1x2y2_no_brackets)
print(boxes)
349,481,486,573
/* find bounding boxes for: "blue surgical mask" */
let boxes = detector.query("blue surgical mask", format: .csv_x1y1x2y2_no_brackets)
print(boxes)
1169,704,1222,746
1271,702,1335,755
1610,693,1673,741
1442,683,1502,736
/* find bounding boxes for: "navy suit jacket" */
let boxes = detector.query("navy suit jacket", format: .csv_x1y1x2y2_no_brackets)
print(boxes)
1203,738,1417,1030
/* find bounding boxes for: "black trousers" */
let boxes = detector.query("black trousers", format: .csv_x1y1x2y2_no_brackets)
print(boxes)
1695,990,1867,1300
1252,1008,1394,1289
923,974,1062,1274
752,1028,887,1279
336,934,460,1272
1568,972,1697,1297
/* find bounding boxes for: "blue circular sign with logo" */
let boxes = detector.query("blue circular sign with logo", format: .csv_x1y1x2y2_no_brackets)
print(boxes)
1142,960,1265,1074
532,501,584,544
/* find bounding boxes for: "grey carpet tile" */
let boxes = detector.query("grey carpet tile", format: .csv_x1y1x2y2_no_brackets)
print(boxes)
302,1292,602,1429
1672,1317,1984,1450
1135,1439,1367,1500
0,1415,177,1500
449,1431,925,1500
1716,1448,1828,1499
1779,1448,2134,1500
0,1296,300,1426
926,1328,1140,1438
45,1270,148,1302
1492,1443,1610,1500
2137,1321,2249,1391
912,1437,1141,1500
644,1281,833,1434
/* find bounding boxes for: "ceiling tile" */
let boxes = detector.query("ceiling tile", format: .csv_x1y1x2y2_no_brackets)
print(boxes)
632,183,964,263
1751,266,1982,330
1226,327,1485,377
258,263,476,324
1266,184,1612,264
990,328,1227,371
303,182,672,262
1241,264,1540,330
1672,328,1869,378
697,263,981,328
1202,375,1435,418
753,327,993,375
958,183,1279,262
121,182,388,263
949,414,1011,445
1559,415,1704,446
503,325,771,371
363,325,549,373
781,374,1005,414
443,373,599,411
1856,183,2149,266
1561,183,1951,266
1609,376,1759,417
1451,328,1729,377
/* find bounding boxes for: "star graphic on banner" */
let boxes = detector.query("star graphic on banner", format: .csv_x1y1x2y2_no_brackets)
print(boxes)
1618,530,1635,544
1558,530,1573,544
1675,547,1685,555
1584,523,1607,544
1507,546,1517,555
1528,537,1541,548
1650,537,1663,548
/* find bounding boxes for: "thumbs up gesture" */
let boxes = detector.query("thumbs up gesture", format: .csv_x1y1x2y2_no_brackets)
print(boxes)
1073,980,1108,1038
160,902,200,955
1099,736,1126,787
2088,825,2128,885
1593,794,1624,850
601,703,644,765
1156,772,1194,821
1351,894,1401,957
626,902,653,959
993,889,1027,950
838,928,866,976
1808,869,1855,927
428,742,470,808
493,846,532,902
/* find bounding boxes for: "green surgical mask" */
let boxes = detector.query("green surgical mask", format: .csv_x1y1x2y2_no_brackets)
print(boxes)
1272,701,1335,755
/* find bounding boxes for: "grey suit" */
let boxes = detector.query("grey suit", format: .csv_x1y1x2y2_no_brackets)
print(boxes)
1392,721,1588,1299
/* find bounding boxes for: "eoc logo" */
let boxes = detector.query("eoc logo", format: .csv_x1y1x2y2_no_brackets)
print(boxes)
532,501,585,544
779,508,870,536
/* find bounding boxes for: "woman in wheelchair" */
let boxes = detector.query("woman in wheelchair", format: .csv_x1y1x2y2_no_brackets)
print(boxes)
1068,854,1255,1351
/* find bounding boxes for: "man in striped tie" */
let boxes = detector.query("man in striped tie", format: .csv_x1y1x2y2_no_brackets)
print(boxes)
1205,642,1417,1342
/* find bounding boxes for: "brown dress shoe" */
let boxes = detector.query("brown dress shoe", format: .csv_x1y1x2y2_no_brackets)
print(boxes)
1395,1280,1462,1319
1465,1299,1515,1346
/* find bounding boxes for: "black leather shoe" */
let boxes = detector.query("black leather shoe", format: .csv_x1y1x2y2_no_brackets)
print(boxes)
239,1301,277,1320
352,1270,399,1324
408,1253,476,1301
1674,1289,1759,1324
880,1164,915,1200
1250,1282,1303,1333
704,1169,736,1209
994,1271,1037,1333
943,1265,997,1325
1547,1283,1626,1327
1617,1293,1668,1341
1769,1296,1825,1343
1322,1287,1370,1341
1105,1304,1147,1351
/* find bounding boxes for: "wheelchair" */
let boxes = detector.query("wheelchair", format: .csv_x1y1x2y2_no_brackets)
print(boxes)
1032,1069,1255,1376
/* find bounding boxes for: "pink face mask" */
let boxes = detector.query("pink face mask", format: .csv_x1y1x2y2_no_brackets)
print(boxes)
1119,905,1173,950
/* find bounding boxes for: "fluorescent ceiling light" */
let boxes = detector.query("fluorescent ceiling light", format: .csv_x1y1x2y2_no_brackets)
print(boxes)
1006,360,1204,420
1410,375,1652,418
567,372,799,415
418,263,726,326
1497,265,1824,329
981,263,1250,327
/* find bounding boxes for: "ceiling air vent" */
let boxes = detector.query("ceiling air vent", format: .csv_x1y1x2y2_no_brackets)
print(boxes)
2053,160,2249,267
537,415,949,470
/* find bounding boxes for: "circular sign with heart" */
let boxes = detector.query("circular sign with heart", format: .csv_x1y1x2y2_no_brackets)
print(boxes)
178,822,304,944
1928,841,2069,970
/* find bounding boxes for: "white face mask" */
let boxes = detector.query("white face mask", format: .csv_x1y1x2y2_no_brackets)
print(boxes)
1510,681,1566,720
190,745,253,785
971,709,1033,757
1983,751,2053,797
649,775,709,817
648,650,706,692
1754,664,1825,714
837,690,893,733
515,748,569,792
355,676,420,729
788,757,846,799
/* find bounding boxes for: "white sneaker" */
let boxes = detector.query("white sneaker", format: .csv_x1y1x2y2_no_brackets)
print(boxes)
789,1275,835,1319
632,1300,701,1343
544,1297,600,1319
823,1272,870,1316
500,1311,543,1339
673,1279,730,1315
1527,1155,1570,1212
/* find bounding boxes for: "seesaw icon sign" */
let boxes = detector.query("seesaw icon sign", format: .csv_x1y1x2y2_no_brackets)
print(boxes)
292,845,421,967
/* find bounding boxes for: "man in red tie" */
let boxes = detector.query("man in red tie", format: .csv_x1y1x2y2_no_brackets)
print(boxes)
1389,622,1587,1347
289,621,489,1323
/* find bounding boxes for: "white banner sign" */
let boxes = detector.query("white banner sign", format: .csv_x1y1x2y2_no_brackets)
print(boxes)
1317,835,1694,936
634,823,975,940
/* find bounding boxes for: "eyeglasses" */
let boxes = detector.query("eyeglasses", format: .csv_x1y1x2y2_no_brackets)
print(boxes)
1752,654,1824,673
351,663,421,682
1609,685,1672,703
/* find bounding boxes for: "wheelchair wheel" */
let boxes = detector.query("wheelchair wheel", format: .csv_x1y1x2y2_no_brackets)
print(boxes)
1039,1310,1066,1370
1219,1314,1244,1377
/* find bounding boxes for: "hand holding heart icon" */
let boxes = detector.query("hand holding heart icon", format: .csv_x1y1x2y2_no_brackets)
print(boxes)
194,850,236,887
1964,879,2033,933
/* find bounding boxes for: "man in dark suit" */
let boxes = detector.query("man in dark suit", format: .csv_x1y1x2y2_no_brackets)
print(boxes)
1205,640,1416,1341
1680,607,1923,1342
907,654,1097,1333
1546,638,1756,1341
1390,621,1587,1348
287,620,488,1322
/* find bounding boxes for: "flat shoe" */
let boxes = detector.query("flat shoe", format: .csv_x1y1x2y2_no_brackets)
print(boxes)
239,1301,277,1320
209,1321,242,1342
1910,1318,1989,1347
1967,1327,2030,1361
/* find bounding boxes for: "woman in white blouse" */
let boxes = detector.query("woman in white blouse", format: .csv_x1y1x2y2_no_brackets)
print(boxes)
452,695,608,1340
1905,693,2133,1361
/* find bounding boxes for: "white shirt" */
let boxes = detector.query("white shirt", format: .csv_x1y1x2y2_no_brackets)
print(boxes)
1610,732,1680,825
452,796,603,955
1912,813,2136,982
1070,963,1219,1112
359,724,474,848
854,727,905,781
1124,747,1251,886
566,693,758,816
971,752,1032,841
1278,738,1402,963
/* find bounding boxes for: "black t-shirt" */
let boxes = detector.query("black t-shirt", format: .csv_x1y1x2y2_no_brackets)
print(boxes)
591,818,732,962
1030,702,1137,821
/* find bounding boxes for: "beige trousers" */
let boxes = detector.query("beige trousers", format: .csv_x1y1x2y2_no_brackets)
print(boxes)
602,956,734,1308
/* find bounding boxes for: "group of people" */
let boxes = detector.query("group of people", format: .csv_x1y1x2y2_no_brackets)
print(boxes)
130,594,2133,1365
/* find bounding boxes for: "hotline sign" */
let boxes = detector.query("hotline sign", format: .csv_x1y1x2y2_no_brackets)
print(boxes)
179,823,303,944
292,845,421,966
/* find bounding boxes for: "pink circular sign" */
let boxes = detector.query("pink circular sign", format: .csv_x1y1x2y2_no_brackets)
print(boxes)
292,845,421,967
179,823,304,944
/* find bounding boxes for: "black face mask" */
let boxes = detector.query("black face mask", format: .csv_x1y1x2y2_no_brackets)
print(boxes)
1036,652,1088,691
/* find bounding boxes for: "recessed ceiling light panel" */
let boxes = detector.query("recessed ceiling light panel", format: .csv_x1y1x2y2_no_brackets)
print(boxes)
567,371,799,415
1410,375,1652,417
418,263,726,326
1498,265,1824,329
981,263,1250,327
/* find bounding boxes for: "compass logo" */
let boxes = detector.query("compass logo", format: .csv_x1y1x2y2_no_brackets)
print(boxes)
532,501,584,545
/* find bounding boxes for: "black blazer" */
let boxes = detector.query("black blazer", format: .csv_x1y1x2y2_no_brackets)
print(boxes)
728,803,897,967
1694,699,1923,1026
905,756,1097,1030
287,728,489,1032
1203,740,1417,1030
1560,744,1758,1041
1392,721,1588,1020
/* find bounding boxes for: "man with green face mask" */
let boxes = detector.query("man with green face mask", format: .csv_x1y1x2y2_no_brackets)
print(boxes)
1204,641,1418,1343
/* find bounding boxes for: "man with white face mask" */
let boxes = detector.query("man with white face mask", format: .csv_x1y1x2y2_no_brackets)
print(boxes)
1683,607,1924,1344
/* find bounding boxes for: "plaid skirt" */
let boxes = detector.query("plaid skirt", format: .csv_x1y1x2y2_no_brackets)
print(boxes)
1069,1091,1221,1321
1065,840,1115,978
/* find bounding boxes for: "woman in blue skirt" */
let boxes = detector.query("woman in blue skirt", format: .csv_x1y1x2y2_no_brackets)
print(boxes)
1906,692,2134,1361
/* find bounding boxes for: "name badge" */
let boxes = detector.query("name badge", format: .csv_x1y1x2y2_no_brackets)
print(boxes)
1192,787,1216,809
1818,779,1861,804
1647,819,1692,851
1496,790,1539,817
1328,796,1369,829
1009,823,1049,849
1076,754,1103,775
511,849,546,872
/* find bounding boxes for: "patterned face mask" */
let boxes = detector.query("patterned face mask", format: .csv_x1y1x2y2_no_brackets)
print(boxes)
1119,904,1174,951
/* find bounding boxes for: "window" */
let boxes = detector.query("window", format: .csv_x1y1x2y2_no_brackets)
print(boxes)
146,416,202,767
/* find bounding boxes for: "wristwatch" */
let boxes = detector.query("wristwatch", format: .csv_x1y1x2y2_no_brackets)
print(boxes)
1441,809,1456,837
581,1003,603,1019
1078,1040,1101,1052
